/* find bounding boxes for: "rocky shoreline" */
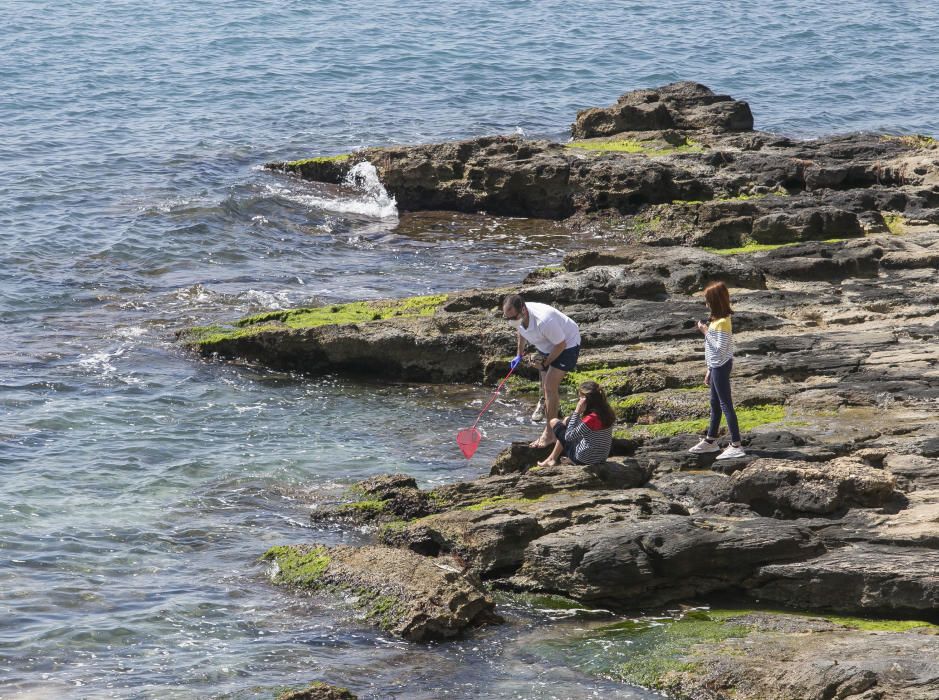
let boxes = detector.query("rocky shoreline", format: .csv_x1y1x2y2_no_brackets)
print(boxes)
182,83,938,698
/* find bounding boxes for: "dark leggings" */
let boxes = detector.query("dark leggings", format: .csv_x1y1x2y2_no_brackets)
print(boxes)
708,359,741,444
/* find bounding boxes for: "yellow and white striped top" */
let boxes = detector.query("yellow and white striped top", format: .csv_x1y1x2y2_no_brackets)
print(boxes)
704,317,734,368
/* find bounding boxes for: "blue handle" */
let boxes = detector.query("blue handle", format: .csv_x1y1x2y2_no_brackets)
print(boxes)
510,355,522,370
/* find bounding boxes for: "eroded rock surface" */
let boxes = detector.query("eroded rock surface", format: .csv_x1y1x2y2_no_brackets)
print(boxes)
263,544,499,641
660,612,939,700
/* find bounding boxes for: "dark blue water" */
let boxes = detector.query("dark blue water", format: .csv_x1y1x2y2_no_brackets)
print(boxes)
2,1,938,697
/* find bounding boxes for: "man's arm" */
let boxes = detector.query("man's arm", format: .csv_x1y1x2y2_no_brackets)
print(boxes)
541,340,567,369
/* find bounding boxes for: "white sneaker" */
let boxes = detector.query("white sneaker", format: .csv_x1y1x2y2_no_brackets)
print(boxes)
688,439,720,454
716,445,747,460
531,397,545,422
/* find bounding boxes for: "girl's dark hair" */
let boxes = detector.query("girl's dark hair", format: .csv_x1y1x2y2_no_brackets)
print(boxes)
704,281,733,321
578,380,616,429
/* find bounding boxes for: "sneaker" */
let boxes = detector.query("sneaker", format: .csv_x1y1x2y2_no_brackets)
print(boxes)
688,439,720,454
716,445,747,460
531,397,545,422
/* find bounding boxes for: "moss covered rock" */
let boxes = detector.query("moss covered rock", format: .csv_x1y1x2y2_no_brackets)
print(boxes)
262,544,499,641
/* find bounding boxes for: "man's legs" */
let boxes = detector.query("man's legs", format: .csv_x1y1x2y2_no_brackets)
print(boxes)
531,370,546,421
531,366,566,447
537,418,567,466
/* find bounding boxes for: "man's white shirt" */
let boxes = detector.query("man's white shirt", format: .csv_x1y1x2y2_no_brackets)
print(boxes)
518,302,581,353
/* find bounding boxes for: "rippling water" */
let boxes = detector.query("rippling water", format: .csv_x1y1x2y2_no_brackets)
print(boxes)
2,1,938,697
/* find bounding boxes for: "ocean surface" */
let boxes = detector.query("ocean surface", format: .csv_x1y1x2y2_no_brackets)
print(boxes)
2,1,938,697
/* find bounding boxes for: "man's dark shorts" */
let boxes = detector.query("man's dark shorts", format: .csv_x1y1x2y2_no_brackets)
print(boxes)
539,345,580,372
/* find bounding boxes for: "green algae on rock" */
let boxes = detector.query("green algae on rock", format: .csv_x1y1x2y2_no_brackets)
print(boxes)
615,404,787,439
284,154,351,167
262,544,498,641
237,294,448,331
704,237,853,255
274,153,353,183
565,136,704,156
537,608,939,697
264,545,332,586
334,499,389,519
277,681,358,700
179,293,449,351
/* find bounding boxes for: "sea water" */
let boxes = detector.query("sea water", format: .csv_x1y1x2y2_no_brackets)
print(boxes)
2,1,938,697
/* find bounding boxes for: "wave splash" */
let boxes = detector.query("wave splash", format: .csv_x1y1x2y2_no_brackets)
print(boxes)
276,160,399,219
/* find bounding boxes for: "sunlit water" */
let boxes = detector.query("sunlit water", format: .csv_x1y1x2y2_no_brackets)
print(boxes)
2,1,938,697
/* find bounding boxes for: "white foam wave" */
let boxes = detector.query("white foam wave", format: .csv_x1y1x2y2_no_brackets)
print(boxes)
240,289,294,309
78,347,126,375
175,284,215,303
77,346,145,385
273,161,398,219
116,326,147,339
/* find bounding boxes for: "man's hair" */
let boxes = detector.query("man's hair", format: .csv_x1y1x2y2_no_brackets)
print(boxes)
503,294,525,312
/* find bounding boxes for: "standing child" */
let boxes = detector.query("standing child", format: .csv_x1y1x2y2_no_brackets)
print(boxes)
688,281,746,460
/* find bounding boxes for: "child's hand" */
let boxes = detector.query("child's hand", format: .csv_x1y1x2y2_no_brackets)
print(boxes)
696,320,708,334
575,397,587,415
704,369,711,386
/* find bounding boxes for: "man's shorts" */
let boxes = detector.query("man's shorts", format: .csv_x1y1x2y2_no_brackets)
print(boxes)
538,345,580,372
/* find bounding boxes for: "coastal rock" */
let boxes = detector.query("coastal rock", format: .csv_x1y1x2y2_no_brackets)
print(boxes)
750,206,864,243
277,683,358,700
648,470,733,513
510,514,822,608
263,544,499,641
816,488,939,548
659,612,939,700
489,442,553,475
725,457,900,517
571,81,754,138
181,231,939,394
204,86,939,659
430,461,651,511
381,488,680,578
267,84,938,233
748,543,939,616
310,473,432,524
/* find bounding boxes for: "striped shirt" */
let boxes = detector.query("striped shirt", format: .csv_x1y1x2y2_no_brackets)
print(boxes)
704,316,734,368
564,412,613,465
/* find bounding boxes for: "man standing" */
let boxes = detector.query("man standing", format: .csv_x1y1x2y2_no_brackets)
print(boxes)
503,294,581,448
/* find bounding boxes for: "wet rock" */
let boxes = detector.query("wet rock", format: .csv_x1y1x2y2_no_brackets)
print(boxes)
432,461,652,512
660,612,939,700
510,514,822,608
263,544,499,641
277,682,358,700
749,543,939,616
382,488,681,578
311,473,432,524
489,442,553,475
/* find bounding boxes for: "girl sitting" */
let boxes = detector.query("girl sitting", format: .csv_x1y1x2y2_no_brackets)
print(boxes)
537,380,615,467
